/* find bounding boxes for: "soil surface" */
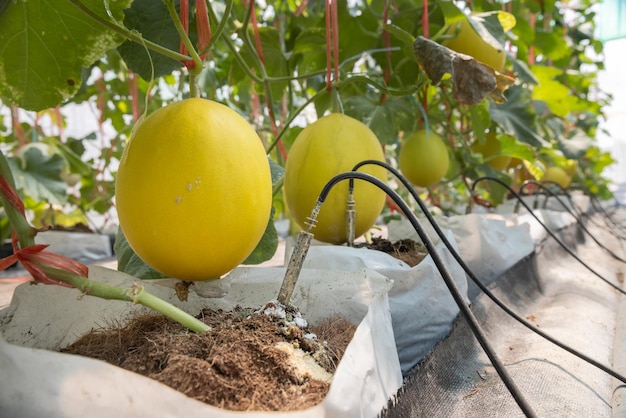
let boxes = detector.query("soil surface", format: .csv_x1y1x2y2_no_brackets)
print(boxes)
364,236,428,267
61,302,356,412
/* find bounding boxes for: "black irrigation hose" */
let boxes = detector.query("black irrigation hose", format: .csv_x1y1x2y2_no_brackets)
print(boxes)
589,194,626,237
471,176,626,296
517,180,626,264
351,161,626,387
521,181,626,242
320,171,538,418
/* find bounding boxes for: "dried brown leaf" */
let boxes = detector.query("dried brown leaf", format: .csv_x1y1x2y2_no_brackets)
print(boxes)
413,36,515,105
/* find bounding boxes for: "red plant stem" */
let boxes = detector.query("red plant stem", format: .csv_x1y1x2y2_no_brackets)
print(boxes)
248,0,287,161
195,0,211,60
422,0,429,39
331,0,339,82
250,2,265,63
180,0,189,58
386,194,402,214
428,187,440,208
0,176,25,216
179,0,210,69
295,0,310,16
325,0,332,91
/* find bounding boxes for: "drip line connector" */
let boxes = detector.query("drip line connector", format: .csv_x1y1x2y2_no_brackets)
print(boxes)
277,200,322,306
346,192,356,247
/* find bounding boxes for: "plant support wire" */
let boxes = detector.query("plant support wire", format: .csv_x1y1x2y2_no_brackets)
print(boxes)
282,170,538,418
350,161,626,385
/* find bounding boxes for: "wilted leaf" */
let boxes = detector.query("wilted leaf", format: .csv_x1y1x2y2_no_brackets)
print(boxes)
413,36,514,105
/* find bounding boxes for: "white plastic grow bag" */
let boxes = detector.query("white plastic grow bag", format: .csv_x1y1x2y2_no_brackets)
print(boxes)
0,265,402,418
386,212,535,283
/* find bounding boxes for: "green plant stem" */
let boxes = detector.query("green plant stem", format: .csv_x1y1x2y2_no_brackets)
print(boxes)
265,75,419,155
0,152,36,249
40,265,210,333
68,0,191,63
330,87,343,113
164,0,204,76
265,88,329,154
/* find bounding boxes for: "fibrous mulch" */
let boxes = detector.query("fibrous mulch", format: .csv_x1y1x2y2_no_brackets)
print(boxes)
61,302,356,412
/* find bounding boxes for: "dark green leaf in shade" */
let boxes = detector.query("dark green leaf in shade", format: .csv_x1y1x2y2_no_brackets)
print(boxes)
243,208,278,265
489,85,547,147
117,0,182,80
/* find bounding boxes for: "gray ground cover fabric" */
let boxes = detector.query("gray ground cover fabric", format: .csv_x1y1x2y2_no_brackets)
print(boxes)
382,208,626,417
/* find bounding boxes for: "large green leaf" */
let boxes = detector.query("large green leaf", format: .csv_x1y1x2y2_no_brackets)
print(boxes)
292,27,327,74
0,0,131,110
117,0,182,80
531,65,585,118
343,95,417,144
7,147,67,205
489,85,547,147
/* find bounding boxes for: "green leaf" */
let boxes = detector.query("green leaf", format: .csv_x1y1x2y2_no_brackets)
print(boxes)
42,138,92,176
335,0,379,61
292,27,327,74
114,227,168,280
531,65,587,118
383,23,417,63
489,85,547,147
117,0,182,80
499,134,534,161
534,29,570,62
243,208,278,265
0,0,131,110
437,0,465,27
470,101,491,141
510,58,538,85
269,157,285,186
8,147,67,205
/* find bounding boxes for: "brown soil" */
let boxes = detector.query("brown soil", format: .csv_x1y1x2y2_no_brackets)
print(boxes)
365,236,428,267
61,302,356,412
